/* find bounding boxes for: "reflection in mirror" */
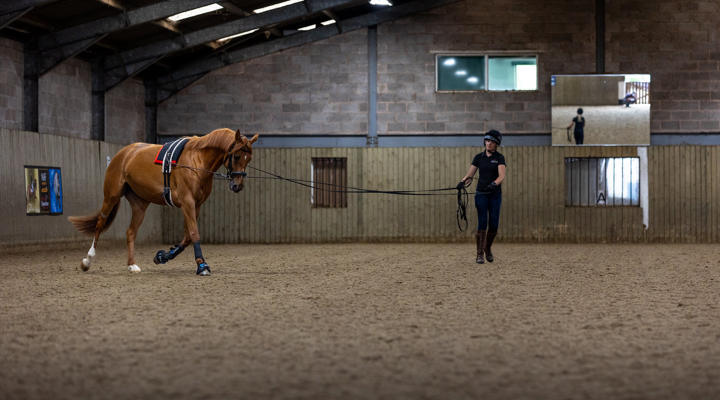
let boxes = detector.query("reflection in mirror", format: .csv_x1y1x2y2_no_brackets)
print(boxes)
551,74,651,146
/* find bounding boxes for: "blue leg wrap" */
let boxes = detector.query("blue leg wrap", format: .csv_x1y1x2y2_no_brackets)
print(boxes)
193,242,210,275
196,262,211,275
193,242,204,261
168,245,185,259
153,244,185,265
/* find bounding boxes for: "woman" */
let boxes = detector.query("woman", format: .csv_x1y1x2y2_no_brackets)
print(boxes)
457,129,506,264
567,108,585,145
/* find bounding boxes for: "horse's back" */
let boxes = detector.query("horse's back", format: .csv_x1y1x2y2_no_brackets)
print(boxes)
111,142,160,168
104,142,164,203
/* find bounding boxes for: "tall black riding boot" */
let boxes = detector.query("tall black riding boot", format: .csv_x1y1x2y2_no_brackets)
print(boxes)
485,230,497,262
475,230,486,264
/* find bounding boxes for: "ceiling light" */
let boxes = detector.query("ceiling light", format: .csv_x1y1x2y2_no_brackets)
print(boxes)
467,77,479,84
219,29,259,42
455,70,467,76
253,0,303,14
321,20,336,25
168,3,223,22
442,58,456,66
369,0,392,5
298,24,316,31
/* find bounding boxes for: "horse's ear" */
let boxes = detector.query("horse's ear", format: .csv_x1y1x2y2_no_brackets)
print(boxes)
249,134,259,144
235,129,243,142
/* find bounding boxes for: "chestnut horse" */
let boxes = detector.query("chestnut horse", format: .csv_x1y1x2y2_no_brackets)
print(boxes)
69,128,258,276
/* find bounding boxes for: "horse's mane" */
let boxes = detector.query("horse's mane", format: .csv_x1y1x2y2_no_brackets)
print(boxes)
184,128,236,152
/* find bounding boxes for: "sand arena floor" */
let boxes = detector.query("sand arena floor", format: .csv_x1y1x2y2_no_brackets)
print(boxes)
1,242,720,400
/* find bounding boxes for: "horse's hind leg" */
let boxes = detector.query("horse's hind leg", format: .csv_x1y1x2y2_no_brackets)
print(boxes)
80,188,124,271
125,190,149,273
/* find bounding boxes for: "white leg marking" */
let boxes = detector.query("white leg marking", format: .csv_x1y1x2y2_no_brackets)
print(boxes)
81,239,96,271
128,264,141,273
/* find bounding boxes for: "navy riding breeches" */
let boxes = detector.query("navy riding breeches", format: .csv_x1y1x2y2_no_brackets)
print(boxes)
475,191,502,232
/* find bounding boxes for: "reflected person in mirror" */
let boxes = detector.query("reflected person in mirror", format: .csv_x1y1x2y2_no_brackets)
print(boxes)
624,91,637,107
567,108,585,145
457,130,506,264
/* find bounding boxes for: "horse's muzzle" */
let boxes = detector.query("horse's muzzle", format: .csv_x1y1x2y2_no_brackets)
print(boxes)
230,181,244,192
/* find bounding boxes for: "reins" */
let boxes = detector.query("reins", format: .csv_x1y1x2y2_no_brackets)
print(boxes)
171,161,471,232
245,165,471,232
246,165,457,195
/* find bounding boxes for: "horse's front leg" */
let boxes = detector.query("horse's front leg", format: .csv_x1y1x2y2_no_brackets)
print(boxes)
181,202,211,276
153,234,191,265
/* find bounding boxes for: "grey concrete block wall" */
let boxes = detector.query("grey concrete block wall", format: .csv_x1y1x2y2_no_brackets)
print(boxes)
39,58,92,138
0,37,23,130
377,0,596,135
606,0,720,133
106,79,145,145
1,35,146,144
158,29,368,137
3,0,720,143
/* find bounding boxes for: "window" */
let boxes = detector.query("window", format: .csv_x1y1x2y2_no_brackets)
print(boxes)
565,157,639,206
311,158,347,208
436,54,537,91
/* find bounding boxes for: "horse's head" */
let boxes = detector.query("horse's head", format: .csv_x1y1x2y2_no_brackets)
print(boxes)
226,130,259,192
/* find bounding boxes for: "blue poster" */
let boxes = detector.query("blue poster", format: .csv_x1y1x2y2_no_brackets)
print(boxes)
48,168,63,214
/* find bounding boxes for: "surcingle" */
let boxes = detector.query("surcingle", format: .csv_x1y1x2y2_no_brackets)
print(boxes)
154,138,189,207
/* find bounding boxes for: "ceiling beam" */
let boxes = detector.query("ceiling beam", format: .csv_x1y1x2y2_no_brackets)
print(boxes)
219,1,251,17
105,0,358,71
94,0,125,10
156,0,462,103
93,0,186,34
0,0,60,15
33,0,219,76
102,0,359,91
0,9,30,30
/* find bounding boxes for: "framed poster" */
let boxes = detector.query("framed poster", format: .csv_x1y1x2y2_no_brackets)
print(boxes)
25,166,63,215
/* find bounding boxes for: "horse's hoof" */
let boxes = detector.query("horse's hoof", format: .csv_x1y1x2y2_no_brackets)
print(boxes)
80,258,90,272
128,264,141,273
153,250,168,265
196,263,211,276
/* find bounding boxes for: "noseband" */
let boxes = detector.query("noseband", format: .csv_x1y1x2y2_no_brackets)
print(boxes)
223,144,251,180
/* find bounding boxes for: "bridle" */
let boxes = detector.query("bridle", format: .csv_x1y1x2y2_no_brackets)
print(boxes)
222,143,252,180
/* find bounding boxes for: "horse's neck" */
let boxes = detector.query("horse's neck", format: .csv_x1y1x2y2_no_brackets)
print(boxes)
194,132,233,172
202,148,227,173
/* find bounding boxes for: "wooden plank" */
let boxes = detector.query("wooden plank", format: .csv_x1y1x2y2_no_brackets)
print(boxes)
694,146,702,242
552,146,564,242
502,146,513,241
681,146,690,242
700,146,707,242
713,147,719,242
658,146,669,242
708,146,720,243
647,146,656,241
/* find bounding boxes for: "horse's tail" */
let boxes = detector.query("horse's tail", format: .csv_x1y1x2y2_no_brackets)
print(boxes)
68,202,120,235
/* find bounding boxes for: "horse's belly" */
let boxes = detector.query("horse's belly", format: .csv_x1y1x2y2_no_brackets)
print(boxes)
127,180,166,205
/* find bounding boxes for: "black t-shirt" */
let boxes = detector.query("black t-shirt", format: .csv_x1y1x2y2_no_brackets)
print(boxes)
573,116,585,133
471,151,506,192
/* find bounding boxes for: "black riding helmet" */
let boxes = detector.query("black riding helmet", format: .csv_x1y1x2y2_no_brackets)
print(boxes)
483,129,502,145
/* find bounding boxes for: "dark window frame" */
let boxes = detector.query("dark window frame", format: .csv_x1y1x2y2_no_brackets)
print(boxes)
311,157,348,208
435,53,539,92
565,157,640,207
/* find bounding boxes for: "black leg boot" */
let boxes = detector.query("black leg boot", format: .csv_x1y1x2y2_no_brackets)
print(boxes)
485,230,497,262
475,231,486,264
